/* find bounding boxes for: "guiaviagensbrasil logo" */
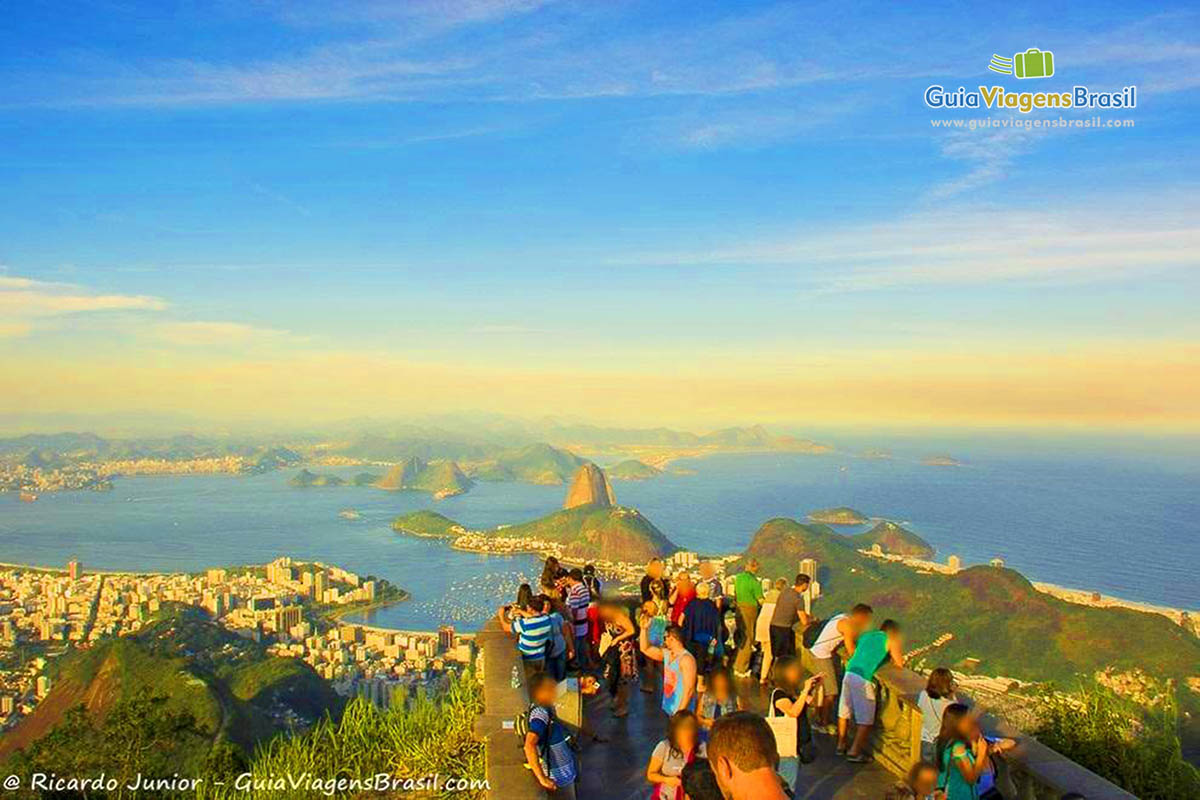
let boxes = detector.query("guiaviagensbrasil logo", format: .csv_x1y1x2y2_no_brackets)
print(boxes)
989,48,1055,79
924,46,1136,114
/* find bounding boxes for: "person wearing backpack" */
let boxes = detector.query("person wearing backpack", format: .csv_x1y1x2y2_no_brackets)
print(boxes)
523,672,579,799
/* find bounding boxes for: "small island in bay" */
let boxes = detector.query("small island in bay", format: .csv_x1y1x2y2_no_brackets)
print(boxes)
289,469,345,487
391,510,467,539
922,455,962,467
808,506,869,525
374,457,473,497
607,459,662,481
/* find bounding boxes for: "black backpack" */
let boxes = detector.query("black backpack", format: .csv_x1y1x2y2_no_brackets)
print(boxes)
515,703,579,777
801,617,828,649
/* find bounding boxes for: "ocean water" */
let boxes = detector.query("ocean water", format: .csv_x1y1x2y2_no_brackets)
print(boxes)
0,440,1196,631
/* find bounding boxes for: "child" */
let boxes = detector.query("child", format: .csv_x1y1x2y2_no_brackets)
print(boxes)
697,666,743,732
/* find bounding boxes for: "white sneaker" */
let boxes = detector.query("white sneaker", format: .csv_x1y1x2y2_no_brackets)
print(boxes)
733,670,752,678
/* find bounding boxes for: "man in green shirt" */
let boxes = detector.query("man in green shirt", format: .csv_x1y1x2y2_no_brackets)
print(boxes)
732,559,764,676
837,619,905,762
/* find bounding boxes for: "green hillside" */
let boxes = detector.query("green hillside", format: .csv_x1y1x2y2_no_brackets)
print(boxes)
373,457,424,489
848,520,935,558
741,518,1200,685
0,605,341,772
350,471,380,486
501,505,677,563
808,506,868,525
392,510,466,538
288,468,345,487
469,443,586,485
608,459,662,480
374,457,473,496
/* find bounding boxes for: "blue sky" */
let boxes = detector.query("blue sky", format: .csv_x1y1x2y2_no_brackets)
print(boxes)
1,1,1197,429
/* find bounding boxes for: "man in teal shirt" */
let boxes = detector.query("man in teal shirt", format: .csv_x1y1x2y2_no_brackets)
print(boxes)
838,619,905,762
732,559,764,676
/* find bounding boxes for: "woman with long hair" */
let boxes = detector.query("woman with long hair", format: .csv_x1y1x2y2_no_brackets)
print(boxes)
540,556,564,589
935,703,989,800
516,582,534,611
770,655,821,792
598,600,638,717
646,709,705,800
918,667,956,761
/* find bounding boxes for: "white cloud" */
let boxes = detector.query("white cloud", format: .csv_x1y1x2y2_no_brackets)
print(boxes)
926,124,1045,200
610,200,1200,291
0,275,166,337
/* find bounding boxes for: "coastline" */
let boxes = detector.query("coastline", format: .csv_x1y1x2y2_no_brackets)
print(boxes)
1031,581,1197,626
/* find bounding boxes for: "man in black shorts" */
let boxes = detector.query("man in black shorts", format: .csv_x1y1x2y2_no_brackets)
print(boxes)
768,574,811,660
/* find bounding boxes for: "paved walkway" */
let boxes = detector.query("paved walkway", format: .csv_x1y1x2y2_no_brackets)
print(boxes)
576,677,896,800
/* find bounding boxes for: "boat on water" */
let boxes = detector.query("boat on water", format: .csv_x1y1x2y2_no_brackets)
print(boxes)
18,491,39,502
338,508,361,520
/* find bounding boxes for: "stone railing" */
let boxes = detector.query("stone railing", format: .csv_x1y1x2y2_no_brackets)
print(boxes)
474,617,545,800
872,665,1138,800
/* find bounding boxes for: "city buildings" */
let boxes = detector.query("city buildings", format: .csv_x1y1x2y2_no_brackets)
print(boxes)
0,557,473,732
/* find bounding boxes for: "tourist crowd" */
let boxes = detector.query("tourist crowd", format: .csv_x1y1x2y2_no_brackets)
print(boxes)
500,555,1040,800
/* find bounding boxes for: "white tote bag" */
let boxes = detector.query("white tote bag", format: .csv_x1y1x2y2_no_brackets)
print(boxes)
766,690,798,758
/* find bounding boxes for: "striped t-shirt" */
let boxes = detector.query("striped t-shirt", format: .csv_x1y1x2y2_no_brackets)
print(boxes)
565,582,591,638
528,705,578,786
511,614,553,660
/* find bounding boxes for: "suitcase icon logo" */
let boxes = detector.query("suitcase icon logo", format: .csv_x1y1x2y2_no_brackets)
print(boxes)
988,48,1055,79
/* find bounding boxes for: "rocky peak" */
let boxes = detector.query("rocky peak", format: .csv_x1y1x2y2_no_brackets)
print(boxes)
562,463,616,509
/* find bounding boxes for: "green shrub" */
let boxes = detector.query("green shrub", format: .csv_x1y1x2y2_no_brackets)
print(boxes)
1033,683,1200,800
201,673,486,800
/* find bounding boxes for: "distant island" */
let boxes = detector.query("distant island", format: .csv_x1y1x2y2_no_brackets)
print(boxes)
289,468,345,488
808,506,869,525
607,459,662,481
374,457,473,498
391,510,466,539
922,455,962,467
